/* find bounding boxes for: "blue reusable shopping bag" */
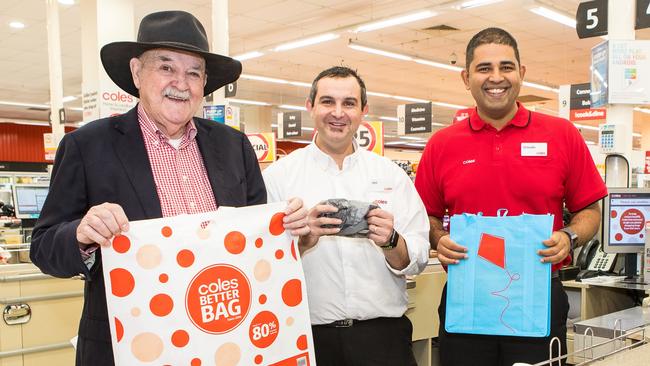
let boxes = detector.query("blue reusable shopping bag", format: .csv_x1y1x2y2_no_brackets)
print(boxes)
445,211,553,337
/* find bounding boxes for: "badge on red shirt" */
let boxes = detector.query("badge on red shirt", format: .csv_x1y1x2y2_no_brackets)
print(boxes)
521,142,548,157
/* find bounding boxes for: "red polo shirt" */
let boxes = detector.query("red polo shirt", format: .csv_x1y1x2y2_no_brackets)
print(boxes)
415,103,607,270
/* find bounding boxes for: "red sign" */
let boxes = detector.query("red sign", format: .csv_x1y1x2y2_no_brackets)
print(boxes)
570,108,607,121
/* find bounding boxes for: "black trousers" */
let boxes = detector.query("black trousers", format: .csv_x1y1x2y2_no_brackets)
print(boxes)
438,277,569,366
312,315,418,366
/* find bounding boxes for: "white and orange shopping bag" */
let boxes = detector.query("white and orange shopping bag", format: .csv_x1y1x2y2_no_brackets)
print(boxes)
101,202,315,366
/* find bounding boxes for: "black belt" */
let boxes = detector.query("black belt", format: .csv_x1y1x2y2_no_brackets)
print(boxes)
320,319,358,328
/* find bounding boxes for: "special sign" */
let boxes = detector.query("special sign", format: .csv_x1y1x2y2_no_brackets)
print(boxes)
247,133,276,163
354,121,384,156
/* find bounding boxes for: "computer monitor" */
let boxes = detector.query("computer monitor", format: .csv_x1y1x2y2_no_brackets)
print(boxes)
602,187,650,254
12,185,48,219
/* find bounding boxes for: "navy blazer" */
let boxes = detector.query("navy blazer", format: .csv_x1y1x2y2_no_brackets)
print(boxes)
30,106,266,365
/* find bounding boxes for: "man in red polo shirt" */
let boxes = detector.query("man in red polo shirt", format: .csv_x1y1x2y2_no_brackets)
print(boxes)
415,27,607,366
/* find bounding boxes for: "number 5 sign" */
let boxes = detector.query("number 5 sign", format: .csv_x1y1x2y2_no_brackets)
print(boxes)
576,0,608,39
354,121,384,156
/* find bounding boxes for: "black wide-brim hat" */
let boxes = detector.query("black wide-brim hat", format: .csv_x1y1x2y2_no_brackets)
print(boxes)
100,10,241,98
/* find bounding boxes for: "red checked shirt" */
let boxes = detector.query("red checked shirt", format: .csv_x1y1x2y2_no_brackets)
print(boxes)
138,104,218,217
415,103,607,271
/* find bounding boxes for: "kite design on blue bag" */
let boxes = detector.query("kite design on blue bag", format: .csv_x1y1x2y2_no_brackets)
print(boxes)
477,233,521,334
446,211,553,337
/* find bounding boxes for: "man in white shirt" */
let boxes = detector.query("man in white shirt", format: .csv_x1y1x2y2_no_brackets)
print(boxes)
263,66,430,366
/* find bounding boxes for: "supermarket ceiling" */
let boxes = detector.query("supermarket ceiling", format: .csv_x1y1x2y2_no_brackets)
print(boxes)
0,0,649,146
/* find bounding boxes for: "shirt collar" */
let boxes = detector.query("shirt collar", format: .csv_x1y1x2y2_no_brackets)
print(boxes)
468,102,530,131
137,103,197,145
308,140,362,171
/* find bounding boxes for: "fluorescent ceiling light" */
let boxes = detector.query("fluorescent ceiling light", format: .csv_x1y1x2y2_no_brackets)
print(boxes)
58,0,75,4
279,104,307,111
393,96,429,103
367,91,394,98
633,132,642,137
240,74,289,84
273,33,339,52
228,98,271,106
456,0,504,10
574,123,599,131
400,136,426,141
233,51,264,61
289,81,312,88
348,43,413,61
405,142,427,148
585,140,596,145
69,107,83,111
432,122,447,127
522,81,559,93
529,6,576,28
414,58,463,72
634,107,650,114
385,141,406,146
354,11,437,33
9,21,25,29
432,101,467,109
380,116,398,122
0,100,47,109
301,127,314,131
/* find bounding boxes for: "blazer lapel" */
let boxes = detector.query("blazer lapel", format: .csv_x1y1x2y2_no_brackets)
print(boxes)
112,107,162,218
195,120,233,206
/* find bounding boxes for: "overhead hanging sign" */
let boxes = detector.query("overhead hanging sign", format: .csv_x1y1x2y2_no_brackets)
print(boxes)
576,0,608,39
225,82,237,98
636,0,650,30
559,83,607,121
277,112,302,139
397,102,432,135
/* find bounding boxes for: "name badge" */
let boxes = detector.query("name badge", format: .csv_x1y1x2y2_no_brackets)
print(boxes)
521,143,547,157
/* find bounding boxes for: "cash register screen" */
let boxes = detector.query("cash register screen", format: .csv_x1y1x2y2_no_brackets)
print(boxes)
602,187,650,254
13,185,48,219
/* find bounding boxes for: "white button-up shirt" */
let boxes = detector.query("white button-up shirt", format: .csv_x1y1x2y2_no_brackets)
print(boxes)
263,143,430,324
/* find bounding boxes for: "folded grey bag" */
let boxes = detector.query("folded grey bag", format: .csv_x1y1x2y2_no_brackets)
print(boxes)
317,198,379,237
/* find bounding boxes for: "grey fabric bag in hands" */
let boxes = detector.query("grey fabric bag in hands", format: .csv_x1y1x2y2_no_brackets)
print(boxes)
317,198,379,237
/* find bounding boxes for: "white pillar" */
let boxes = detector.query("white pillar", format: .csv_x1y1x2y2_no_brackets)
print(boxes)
606,0,636,162
45,0,65,144
211,0,229,105
81,0,135,122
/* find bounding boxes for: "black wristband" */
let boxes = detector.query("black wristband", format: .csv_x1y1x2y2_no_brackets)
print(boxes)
380,229,399,249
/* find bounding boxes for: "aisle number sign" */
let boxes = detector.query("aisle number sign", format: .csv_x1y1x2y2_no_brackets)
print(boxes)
247,133,276,163
355,121,384,156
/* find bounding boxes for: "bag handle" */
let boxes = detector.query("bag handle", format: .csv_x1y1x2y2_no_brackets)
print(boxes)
496,208,508,217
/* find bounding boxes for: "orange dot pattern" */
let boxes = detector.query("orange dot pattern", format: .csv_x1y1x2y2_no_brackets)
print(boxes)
161,226,172,237
297,334,308,350
112,235,131,253
149,294,174,317
115,317,124,342
102,203,313,364
269,212,286,236
224,231,246,254
176,249,195,268
110,268,135,297
171,329,189,347
281,279,303,307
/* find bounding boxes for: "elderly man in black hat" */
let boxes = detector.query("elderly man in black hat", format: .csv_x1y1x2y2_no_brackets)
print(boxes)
30,10,309,365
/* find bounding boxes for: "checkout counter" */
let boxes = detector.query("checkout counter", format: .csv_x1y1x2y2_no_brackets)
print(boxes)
0,217,83,366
